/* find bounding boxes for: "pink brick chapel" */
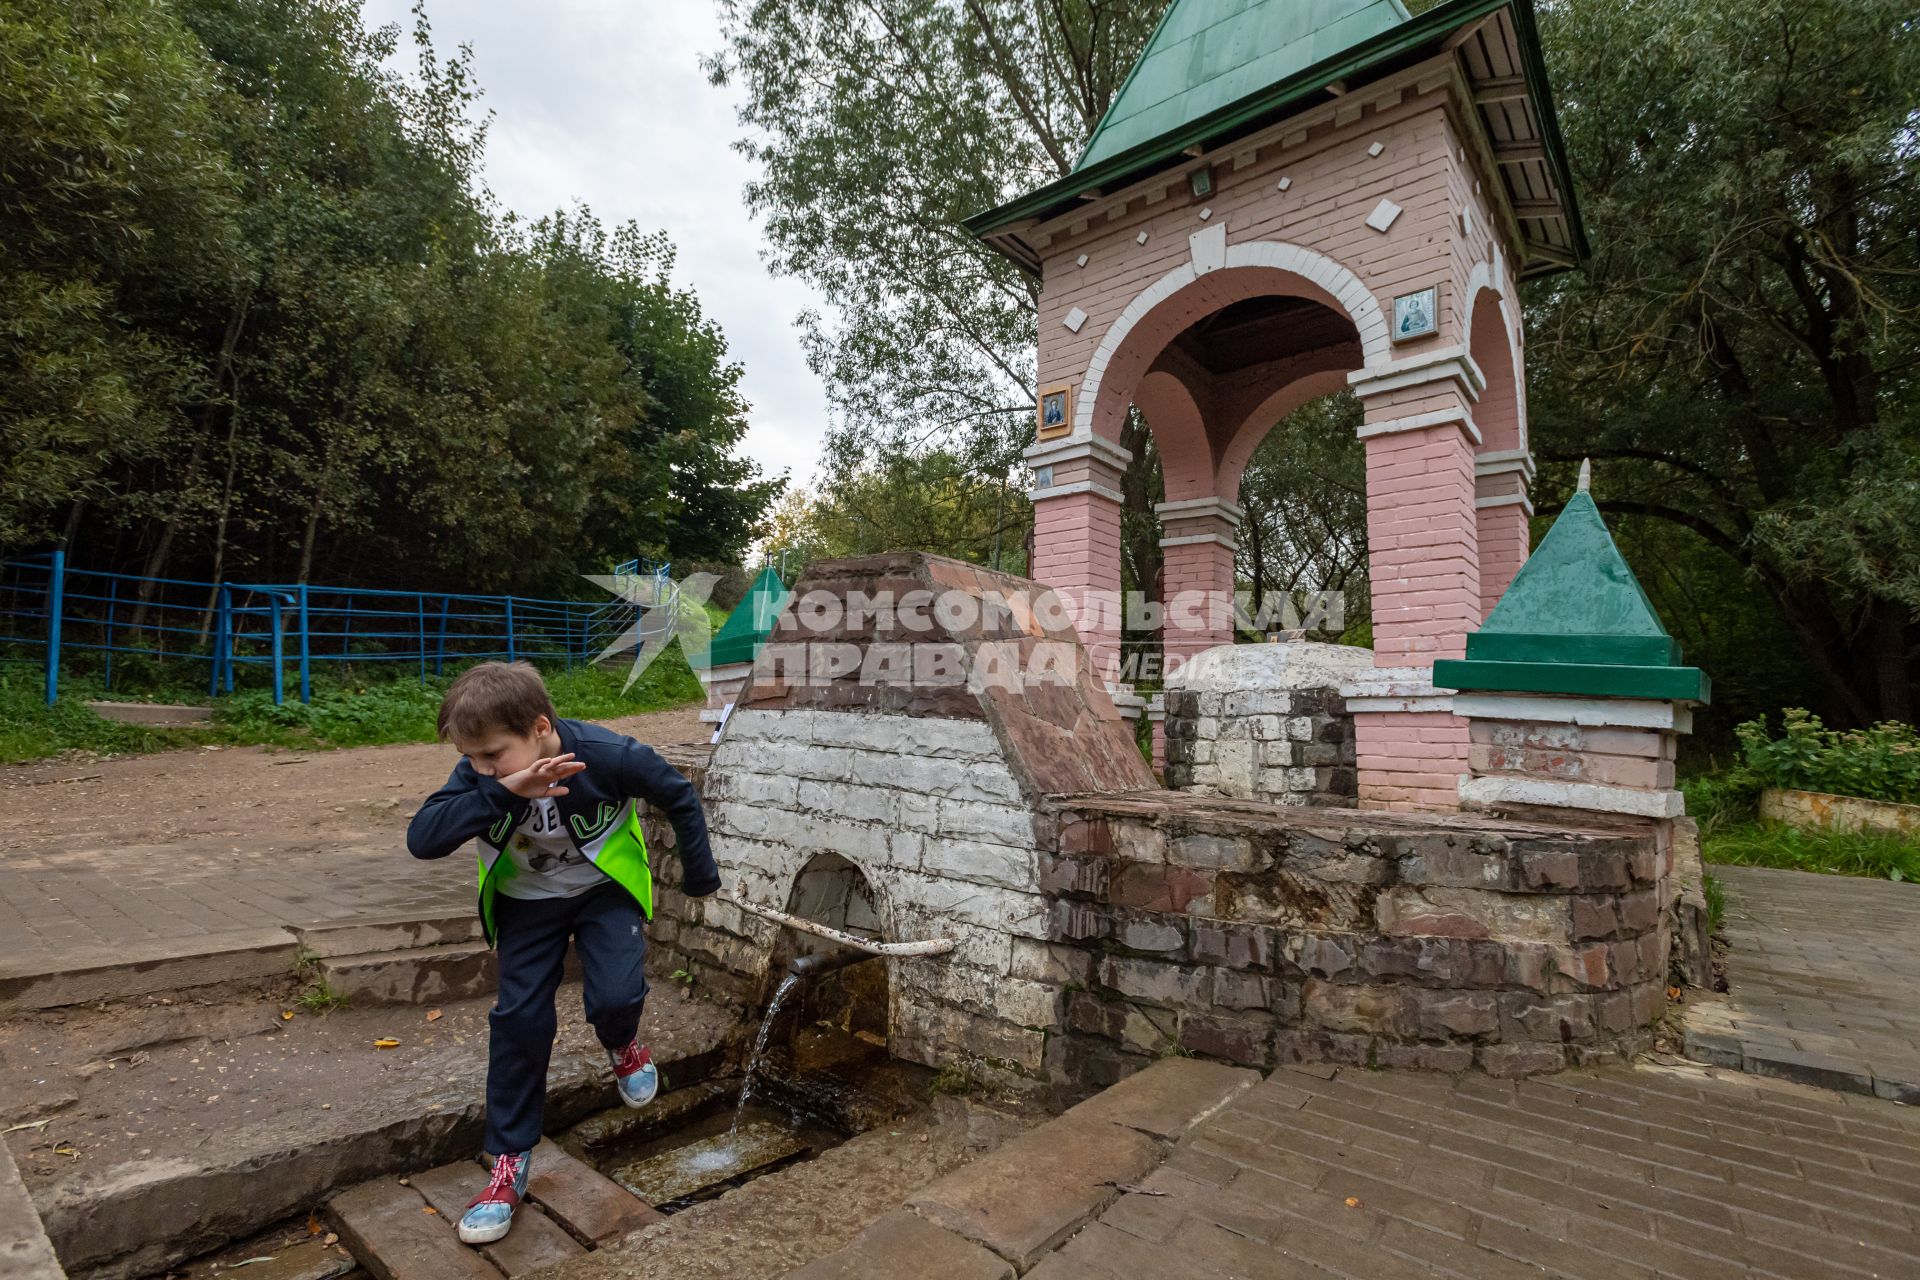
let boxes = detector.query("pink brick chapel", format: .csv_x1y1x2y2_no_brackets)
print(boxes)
968,0,1586,812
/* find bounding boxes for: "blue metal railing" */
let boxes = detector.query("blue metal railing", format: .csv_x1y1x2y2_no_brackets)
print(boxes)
1,556,682,706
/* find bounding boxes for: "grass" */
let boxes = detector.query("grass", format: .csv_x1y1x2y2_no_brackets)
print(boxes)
1703,873,1726,932
0,643,705,764
1700,822,1919,883
1683,770,1920,883
294,975,350,1014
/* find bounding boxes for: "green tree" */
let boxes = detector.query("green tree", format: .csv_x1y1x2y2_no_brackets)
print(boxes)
1530,0,1920,724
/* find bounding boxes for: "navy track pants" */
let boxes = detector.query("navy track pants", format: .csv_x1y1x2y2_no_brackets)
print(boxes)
484,879,648,1155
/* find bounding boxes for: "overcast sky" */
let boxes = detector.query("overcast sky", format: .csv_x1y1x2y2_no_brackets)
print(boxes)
359,0,832,490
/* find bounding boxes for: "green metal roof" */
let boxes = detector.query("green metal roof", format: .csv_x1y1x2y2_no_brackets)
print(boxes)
1077,0,1412,173
966,0,1589,276
701,564,790,669
1433,491,1711,703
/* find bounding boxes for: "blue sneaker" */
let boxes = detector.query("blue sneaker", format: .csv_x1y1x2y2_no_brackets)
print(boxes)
458,1148,530,1245
610,1039,658,1109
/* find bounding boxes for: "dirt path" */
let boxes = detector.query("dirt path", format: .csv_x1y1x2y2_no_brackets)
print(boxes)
0,706,707,858
0,706,707,971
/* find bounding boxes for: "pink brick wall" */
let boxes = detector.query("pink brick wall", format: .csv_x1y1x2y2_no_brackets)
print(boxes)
1025,67,1531,812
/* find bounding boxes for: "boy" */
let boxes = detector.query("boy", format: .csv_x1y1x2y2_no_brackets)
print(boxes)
407,661,720,1245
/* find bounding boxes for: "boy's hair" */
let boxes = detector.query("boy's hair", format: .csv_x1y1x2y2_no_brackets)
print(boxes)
438,662,557,742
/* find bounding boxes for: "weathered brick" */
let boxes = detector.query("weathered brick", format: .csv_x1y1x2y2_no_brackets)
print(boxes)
1404,989,1499,1039
1570,894,1622,941
1211,969,1272,1011
1109,864,1214,914
1288,933,1358,979
1116,916,1186,955
1170,833,1259,871
1099,956,1211,1008
1498,992,1595,1044
1010,938,1093,987
1037,852,1108,898
1188,922,1275,972
1477,1041,1567,1077
1304,980,1407,1036
1178,1011,1273,1066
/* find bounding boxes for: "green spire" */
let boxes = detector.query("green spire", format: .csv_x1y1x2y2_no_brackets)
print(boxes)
1076,0,1412,172
701,565,790,669
1434,490,1711,703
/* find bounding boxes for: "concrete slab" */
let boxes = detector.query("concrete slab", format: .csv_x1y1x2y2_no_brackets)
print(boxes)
410,1161,584,1276
318,942,497,1005
293,914,483,959
181,1238,355,1280
326,1177,498,1280
1059,1058,1257,1140
522,1138,665,1244
0,926,300,1012
0,1139,63,1279
906,1116,1161,1271
785,1209,1013,1280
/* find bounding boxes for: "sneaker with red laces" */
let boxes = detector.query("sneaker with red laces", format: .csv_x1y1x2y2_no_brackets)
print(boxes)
458,1148,530,1245
610,1039,658,1109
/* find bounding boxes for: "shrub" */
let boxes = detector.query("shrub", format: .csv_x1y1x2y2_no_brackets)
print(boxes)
1734,709,1920,806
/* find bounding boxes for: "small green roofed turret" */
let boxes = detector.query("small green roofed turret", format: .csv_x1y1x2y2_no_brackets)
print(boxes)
1433,474,1710,704
700,564,790,670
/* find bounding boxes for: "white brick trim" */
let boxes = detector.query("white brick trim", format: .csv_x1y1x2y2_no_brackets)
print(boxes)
1474,493,1534,513
1460,775,1686,819
1159,532,1238,550
1357,405,1482,445
1474,447,1536,480
1452,694,1695,732
1022,433,1134,473
1070,241,1392,441
1029,479,1125,504
1347,343,1488,400
1154,496,1246,523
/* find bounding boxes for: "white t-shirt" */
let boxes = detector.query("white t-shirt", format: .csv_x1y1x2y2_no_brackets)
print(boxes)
496,797,609,900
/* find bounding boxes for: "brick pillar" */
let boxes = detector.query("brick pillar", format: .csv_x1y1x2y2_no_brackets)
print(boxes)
1025,436,1131,687
1474,452,1533,616
1346,356,1483,812
1156,497,1241,675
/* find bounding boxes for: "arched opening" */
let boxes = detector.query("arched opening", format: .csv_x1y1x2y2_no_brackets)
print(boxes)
742,851,916,1130
1107,280,1367,671
1468,287,1529,614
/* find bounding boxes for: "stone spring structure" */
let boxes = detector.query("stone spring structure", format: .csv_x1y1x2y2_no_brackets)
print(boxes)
637,553,1687,1094
967,0,1584,810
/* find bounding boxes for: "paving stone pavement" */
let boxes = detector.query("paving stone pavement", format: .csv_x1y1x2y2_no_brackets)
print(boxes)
1031,1062,1920,1280
1684,864,1920,1104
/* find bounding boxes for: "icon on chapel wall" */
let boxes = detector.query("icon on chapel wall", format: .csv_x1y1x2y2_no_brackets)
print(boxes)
1393,286,1438,342
1037,383,1073,441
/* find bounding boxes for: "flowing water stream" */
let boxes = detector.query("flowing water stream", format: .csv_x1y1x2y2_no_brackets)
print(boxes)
731,972,802,1137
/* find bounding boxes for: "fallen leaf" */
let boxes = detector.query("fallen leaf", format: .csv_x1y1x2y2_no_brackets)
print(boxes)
282,1011,295,1021
1344,1196,1362,1208
228,1257,279,1269
373,1038,400,1049
422,1206,439,1215
1098,1182,1168,1196
2,1120,52,1135
52,1142,79,1160
1666,986,1683,1001
425,1009,443,1022
307,1211,322,1235
323,1233,339,1246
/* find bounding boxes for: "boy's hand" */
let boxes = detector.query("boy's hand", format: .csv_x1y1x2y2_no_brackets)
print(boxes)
500,753,588,800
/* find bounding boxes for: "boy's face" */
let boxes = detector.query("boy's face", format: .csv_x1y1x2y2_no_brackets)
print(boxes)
453,715,553,779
